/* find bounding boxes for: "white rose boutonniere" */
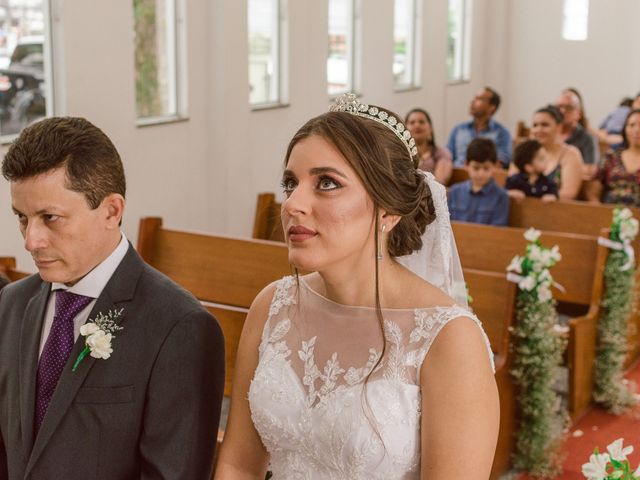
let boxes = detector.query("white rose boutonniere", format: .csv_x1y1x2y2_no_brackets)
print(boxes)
72,309,124,372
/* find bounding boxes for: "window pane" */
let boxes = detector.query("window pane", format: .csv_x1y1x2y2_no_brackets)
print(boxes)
328,0,352,95
394,0,415,88
134,0,178,119
248,0,280,105
447,0,471,82
562,0,589,41
0,0,50,137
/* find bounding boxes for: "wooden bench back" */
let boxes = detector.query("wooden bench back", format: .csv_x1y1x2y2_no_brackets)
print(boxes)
137,217,292,395
447,167,508,188
452,222,604,306
464,268,516,366
253,193,284,243
0,257,30,282
509,197,640,238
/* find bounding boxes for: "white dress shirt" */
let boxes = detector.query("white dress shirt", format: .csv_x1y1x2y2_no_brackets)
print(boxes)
38,233,130,356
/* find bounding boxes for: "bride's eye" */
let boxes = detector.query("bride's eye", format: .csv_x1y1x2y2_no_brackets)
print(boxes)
317,176,342,191
281,177,297,196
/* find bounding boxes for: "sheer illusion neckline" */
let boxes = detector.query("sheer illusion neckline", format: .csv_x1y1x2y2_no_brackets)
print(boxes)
298,275,456,313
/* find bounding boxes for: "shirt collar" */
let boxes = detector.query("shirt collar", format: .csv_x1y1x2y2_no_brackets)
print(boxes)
51,233,129,297
466,118,496,132
467,178,497,195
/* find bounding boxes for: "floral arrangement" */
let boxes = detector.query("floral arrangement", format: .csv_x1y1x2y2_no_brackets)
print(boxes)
72,309,124,372
507,228,567,477
594,207,639,413
582,438,640,480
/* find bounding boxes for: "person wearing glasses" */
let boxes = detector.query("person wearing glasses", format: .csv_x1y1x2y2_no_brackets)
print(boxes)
555,89,599,172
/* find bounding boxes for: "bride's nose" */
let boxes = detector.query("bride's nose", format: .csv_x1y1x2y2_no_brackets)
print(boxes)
283,182,312,216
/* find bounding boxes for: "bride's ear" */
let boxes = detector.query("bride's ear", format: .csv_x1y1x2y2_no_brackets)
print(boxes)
379,209,401,232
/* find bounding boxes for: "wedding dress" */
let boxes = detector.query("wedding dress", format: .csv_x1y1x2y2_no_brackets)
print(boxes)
248,275,494,479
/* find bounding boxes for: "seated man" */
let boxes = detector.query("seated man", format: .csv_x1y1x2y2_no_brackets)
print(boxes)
0,117,225,479
556,89,599,167
447,87,512,168
448,138,509,226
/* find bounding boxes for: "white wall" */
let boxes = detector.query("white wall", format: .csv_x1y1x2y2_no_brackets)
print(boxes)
2,0,639,272
501,0,640,133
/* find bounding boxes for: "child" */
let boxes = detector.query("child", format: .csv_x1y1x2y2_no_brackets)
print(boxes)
506,139,558,202
448,137,509,226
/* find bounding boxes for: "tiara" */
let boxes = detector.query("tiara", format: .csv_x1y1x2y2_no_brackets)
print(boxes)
329,93,418,159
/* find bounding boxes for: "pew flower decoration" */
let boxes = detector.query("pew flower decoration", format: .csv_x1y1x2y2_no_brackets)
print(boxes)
581,438,640,480
594,208,639,413
506,228,562,303
508,227,567,478
72,309,124,372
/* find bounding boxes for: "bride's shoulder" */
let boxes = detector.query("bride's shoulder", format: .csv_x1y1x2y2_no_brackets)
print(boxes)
246,275,297,326
390,267,457,310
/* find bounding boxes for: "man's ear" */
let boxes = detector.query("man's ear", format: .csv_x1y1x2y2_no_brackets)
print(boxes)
101,193,125,229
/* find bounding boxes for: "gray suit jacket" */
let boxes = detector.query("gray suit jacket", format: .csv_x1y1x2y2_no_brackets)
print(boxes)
0,245,225,480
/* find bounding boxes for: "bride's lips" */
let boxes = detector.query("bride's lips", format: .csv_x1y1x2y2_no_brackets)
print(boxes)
288,225,317,243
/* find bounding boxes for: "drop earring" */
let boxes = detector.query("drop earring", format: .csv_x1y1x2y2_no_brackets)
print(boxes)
377,224,386,260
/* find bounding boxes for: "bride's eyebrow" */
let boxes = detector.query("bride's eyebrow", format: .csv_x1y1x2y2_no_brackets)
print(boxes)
309,167,348,179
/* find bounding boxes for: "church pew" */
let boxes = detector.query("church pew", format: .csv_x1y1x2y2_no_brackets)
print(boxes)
137,217,292,398
508,197,640,365
452,221,607,421
447,167,508,188
0,256,30,284
465,268,517,479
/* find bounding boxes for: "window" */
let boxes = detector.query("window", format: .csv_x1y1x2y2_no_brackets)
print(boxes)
446,0,472,82
248,0,287,107
134,0,185,123
0,0,52,138
393,0,420,90
328,0,357,96
562,0,589,41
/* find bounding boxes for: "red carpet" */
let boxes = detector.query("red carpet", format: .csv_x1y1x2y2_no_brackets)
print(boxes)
518,361,640,479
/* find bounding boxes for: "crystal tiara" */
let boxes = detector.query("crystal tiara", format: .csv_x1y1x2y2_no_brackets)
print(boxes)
329,92,418,159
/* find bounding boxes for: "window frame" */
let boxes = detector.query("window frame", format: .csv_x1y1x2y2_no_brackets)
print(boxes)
446,0,473,84
135,0,189,127
327,0,360,98
393,0,422,92
562,0,590,42
248,0,289,110
0,0,55,144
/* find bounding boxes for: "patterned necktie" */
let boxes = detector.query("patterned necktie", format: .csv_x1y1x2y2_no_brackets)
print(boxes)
34,290,93,434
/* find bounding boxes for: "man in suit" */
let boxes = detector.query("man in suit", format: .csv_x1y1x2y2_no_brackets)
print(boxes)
0,117,225,479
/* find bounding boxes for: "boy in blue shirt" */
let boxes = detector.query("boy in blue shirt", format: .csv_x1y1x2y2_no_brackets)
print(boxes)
448,137,509,226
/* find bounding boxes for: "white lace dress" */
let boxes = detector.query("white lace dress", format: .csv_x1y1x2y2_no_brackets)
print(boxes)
249,276,494,480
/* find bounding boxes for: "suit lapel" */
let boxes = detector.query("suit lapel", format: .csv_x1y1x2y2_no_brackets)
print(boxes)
18,281,51,455
25,245,144,476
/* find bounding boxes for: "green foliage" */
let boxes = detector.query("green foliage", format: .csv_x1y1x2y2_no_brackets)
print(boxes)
511,289,567,477
593,249,637,413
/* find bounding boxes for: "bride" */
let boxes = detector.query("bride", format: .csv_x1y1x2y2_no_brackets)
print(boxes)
215,94,499,479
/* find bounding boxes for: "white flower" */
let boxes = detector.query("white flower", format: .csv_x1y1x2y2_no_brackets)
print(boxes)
550,245,562,262
86,330,114,359
618,208,633,220
524,227,541,242
620,218,639,242
518,275,536,291
538,285,552,302
607,438,633,461
507,256,523,274
581,452,610,480
634,463,640,477
529,244,543,262
79,322,99,336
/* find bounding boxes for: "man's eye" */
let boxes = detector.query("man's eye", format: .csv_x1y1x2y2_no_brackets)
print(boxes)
16,214,27,225
43,214,60,223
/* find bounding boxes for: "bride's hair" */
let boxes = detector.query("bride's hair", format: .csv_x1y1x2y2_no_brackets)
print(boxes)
284,108,437,446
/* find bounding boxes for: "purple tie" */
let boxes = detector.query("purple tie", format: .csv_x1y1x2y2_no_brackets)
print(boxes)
34,290,93,434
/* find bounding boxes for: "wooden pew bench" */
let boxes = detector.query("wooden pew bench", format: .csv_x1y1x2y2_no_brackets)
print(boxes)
452,221,607,421
508,197,640,366
0,256,30,287
136,217,292,450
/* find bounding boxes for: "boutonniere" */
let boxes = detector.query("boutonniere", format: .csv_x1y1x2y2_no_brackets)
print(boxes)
72,309,124,372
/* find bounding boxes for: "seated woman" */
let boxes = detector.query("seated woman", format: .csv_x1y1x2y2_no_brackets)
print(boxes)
587,109,640,206
405,108,453,184
509,105,583,200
